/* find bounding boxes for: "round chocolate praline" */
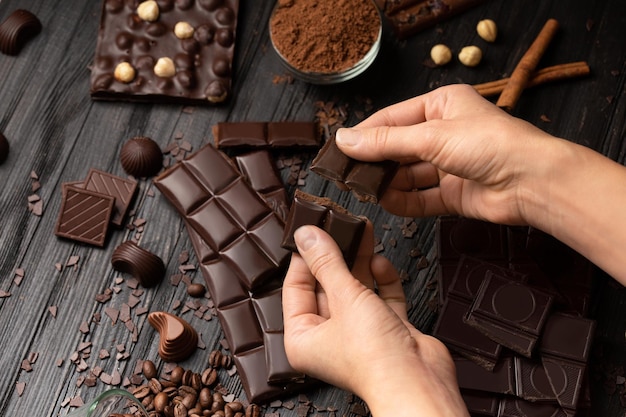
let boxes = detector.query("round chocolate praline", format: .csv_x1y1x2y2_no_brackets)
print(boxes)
0,132,9,165
120,136,163,178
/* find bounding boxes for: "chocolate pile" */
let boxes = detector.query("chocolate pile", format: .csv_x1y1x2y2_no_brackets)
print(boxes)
433,216,595,416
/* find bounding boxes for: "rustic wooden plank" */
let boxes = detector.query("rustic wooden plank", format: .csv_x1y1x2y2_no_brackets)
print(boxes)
0,0,624,416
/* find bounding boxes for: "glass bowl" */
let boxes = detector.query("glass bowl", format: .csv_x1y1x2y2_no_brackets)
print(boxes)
268,0,382,85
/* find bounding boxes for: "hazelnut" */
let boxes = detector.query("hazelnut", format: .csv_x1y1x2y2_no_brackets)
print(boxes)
477,19,497,42
174,21,195,39
430,44,452,66
154,57,176,77
114,62,136,83
458,46,482,67
137,0,159,22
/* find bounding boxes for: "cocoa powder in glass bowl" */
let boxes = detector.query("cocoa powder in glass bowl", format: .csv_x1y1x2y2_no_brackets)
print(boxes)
269,0,382,84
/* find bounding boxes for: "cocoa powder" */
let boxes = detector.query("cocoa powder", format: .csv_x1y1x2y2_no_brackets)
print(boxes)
270,0,381,74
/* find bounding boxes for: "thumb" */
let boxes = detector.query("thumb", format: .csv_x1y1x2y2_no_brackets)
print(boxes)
294,225,365,303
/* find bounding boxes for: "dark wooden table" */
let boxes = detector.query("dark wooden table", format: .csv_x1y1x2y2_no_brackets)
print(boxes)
1,0,625,416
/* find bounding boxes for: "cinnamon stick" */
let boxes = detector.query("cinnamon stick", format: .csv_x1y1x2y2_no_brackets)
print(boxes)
473,61,590,97
496,18,560,112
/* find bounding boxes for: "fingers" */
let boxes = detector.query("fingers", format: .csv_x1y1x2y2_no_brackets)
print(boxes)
379,186,451,218
390,162,440,191
350,219,376,290
292,225,365,303
282,253,324,324
370,255,408,320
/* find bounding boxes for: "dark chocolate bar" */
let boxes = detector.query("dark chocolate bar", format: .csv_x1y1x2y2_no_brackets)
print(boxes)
55,186,114,247
436,216,508,262
155,144,309,402
233,150,289,221
311,136,399,204
375,0,489,39
281,190,366,269
91,0,239,104
213,121,322,149
465,271,553,357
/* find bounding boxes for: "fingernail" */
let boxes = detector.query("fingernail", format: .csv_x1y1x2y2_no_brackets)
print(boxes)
336,128,359,147
294,226,317,252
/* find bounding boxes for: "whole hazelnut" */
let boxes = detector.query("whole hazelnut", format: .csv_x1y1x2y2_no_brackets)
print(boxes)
477,19,497,42
430,44,452,66
137,0,159,22
154,57,176,77
174,21,195,39
458,46,482,67
114,62,136,83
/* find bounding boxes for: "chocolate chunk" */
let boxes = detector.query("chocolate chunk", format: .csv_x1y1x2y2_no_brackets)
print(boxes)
0,9,42,55
311,136,399,203
0,131,9,164
455,355,515,395
375,0,488,39
90,0,239,104
120,136,163,178
111,241,166,288
148,311,198,363
433,296,501,370
55,186,114,247
281,190,366,269
465,271,553,357
213,121,322,150
83,168,138,227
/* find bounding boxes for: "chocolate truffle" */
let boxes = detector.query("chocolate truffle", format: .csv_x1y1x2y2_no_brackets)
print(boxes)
111,241,165,287
119,136,163,178
0,132,9,164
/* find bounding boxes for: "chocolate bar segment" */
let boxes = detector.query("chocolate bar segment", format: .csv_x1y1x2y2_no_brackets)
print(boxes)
233,150,289,221
90,0,239,104
55,186,114,247
213,121,322,149
311,136,399,203
281,190,366,269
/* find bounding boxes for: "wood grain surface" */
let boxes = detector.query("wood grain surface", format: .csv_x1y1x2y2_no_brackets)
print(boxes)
0,0,625,416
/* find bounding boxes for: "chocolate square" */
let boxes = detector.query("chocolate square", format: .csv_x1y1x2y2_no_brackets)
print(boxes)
55,186,114,247
83,168,138,227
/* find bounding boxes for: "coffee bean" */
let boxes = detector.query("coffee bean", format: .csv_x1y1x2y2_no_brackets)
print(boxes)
171,366,184,384
182,392,197,409
244,404,260,417
210,411,225,417
174,402,188,417
179,385,197,397
141,394,155,411
149,377,163,394
198,387,212,408
201,367,217,387
210,393,225,414
163,404,175,417
182,369,194,386
220,354,232,369
154,391,169,413
208,350,223,368
191,372,203,390
143,360,158,379
132,385,152,399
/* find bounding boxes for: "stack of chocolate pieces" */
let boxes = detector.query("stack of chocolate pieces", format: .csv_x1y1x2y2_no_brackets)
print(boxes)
55,168,138,247
433,216,596,417
154,143,309,403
